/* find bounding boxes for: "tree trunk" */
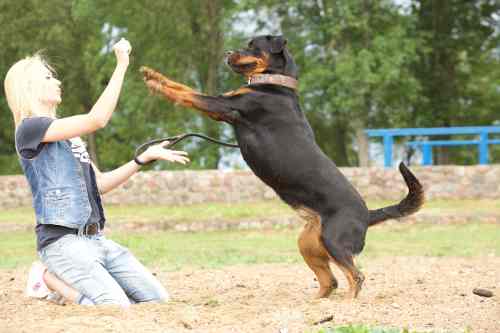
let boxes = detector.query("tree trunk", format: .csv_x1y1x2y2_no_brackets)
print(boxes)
416,1,458,165
201,0,224,168
357,0,372,168
205,1,222,96
335,122,350,166
355,127,370,167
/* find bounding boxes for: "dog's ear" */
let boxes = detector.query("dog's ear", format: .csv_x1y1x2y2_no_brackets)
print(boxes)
270,36,287,54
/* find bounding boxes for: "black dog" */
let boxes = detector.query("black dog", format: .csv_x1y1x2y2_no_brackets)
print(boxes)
141,35,424,299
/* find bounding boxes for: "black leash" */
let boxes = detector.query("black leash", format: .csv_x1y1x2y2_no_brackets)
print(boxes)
134,133,239,164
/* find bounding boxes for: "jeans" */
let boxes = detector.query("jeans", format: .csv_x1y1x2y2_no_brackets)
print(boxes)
39,233,169,306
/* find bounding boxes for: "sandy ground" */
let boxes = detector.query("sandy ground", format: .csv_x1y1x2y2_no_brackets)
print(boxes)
1,256,499,333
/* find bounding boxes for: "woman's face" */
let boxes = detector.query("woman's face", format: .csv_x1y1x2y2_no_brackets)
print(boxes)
39,66,62,107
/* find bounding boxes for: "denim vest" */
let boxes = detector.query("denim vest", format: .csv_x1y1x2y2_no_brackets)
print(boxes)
19,140,91,230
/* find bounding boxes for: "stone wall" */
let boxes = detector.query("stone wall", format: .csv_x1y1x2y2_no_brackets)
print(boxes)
1,165,499,209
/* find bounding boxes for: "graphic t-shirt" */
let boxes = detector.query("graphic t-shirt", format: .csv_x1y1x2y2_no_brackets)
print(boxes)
15,117,105,251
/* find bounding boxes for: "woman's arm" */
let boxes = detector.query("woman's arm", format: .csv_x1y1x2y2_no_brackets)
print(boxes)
93,142,189,194
42,39,132,143
92,160,139,195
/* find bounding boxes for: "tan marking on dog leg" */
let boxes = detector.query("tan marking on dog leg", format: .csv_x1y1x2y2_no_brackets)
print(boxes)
222,87,254,97
145,81,225,121
141,67,196,93
296,207,338,299
144,79,197,106
300,206,365,300
330,256,365,299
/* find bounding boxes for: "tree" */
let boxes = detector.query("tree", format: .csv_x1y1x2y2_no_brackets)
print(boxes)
411,0,500,164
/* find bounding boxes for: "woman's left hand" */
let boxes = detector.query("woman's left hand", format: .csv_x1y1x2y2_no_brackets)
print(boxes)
138,141,190,165
113,38,132,67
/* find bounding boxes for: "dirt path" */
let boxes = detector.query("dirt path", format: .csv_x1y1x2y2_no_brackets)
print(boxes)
1,257,499,333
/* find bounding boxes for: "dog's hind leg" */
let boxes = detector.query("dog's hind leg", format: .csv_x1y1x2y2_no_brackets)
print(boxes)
319,218,365,299
297,209,338,299
330,254,364,299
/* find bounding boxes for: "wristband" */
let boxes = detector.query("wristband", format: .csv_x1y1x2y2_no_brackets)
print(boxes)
134,156,147,166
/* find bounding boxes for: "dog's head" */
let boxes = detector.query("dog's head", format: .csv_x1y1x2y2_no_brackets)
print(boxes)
225,35,298,79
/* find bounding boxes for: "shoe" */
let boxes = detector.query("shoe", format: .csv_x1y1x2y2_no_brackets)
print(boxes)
26,261,50,299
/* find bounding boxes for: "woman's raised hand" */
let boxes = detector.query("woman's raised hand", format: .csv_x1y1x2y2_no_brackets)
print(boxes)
138,141,190,165
112,38,132,67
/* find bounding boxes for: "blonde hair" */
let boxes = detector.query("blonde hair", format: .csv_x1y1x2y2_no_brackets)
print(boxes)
4,53,58,127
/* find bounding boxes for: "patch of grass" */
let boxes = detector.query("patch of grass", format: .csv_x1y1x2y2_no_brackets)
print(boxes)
364,223,500,257
312,326,406,333
370,199,500,215
2,199,500,228
0,200,295,226
0,207,34,225
113,229,301,271
0,223,498,270
105,200,295,224
0,231,38,268
310,325,469,333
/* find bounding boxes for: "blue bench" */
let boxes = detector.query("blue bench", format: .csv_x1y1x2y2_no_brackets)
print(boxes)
365,126,500,167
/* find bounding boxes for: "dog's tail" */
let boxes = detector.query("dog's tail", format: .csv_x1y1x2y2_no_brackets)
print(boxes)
368,162,424,227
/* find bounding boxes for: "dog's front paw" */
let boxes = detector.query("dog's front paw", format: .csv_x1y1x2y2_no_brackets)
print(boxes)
140,66,155,81
140,66,167,83
144,78,164,96
140,66,195,93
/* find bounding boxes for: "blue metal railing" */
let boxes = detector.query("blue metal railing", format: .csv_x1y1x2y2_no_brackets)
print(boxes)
365,126,500,167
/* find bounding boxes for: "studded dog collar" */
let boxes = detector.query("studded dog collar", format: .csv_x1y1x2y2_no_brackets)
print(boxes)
248,74,298,91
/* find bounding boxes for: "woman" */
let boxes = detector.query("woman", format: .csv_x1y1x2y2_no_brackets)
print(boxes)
4,38,189,306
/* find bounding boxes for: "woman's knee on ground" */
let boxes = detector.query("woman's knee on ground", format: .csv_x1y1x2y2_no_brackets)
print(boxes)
150,286,170,303
132,282,170,304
